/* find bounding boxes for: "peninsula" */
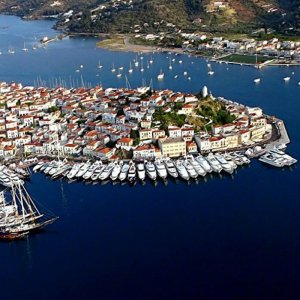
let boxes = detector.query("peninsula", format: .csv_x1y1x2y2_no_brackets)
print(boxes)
0,81,296,185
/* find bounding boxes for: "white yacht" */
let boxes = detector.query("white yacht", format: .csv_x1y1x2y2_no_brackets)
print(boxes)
283,77,290,82
91,165,105,181
33,161,44,173
206,153,223,173
214,154,234,174
137,163,146,181
99,163,114,181
145,161,157,181
188,158,206,177
195,155,213,173
67,163,81,179
183,160,198,179
119,163,130,182
154,160,168,180
259,153,286,167
269,149,297,166
52,164,72,179
83,162,101,180
175,160,189,181
127,163,136,183
110,162,122,181
44,161,56,175
76,162,91,178
164,159,178,178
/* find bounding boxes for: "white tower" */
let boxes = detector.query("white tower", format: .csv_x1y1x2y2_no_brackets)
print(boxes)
202,85,208,98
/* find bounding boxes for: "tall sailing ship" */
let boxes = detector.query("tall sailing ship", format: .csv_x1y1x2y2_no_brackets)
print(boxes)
0,183,58,240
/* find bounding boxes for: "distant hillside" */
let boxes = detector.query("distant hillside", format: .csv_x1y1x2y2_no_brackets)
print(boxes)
0,0,299,34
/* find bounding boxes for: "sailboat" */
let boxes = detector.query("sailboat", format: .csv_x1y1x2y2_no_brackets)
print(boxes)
117,69,122,78
8,47,15,54
111,63,116,72
140,61,144,72
157,69,164,80
168,58,173,70
0,183,58,239
97,60,103,69
22,42,29,52
128,62,133,73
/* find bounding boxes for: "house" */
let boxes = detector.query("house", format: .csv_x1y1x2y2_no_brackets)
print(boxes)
133,144,156,160
117,137,134,147
168,127,181,139
186,141,198,153
139,129,152,140
158,138,186,158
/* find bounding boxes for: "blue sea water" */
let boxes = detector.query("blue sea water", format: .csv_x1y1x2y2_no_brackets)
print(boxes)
1,15,300,300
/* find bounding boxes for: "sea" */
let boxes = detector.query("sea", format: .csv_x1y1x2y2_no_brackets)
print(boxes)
1,15,300,300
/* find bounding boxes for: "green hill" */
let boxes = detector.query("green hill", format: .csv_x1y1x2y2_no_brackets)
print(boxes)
0,0,299,34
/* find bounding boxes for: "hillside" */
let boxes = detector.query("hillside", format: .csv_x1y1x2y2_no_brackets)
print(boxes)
0,0,299,34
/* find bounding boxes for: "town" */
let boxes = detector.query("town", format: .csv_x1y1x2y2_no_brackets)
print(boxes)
0,81,296,186
0,81,277,160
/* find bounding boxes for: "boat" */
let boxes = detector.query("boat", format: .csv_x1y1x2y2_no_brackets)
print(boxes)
269,148,297,166
8,47,14,54
117,70,122,78
283,77,290,82
52,164,72,179
0,184,58,239
127,163,136,183
83,162,102,180
183,160,198,179
157,70,164,80
175,160,189,181
119,163,129,181
137,163,146,181
183,71,187,76
208,71,214,76
67,163,81,179
97,60,103,69
91,165,105,181
140,61,144,72
154,160,168,180
76,162,91,178
214,153,234,174
254,78,261,84
99,163,114,181
259,152,286,167
128,62,133,73
111,64,116,72
164,159,178,178
110,162,122,181
33,161,44,173
168,58,173,70
188,157,206,177
179,60,183,64
174,75,178,79
22,42,28,52
145,161,157,181
195,155,213,173
206,153,222,173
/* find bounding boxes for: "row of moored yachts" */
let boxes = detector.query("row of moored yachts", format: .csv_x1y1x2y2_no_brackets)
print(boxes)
32,153,251,183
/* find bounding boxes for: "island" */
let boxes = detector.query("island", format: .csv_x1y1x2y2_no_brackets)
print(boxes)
0,81,296,186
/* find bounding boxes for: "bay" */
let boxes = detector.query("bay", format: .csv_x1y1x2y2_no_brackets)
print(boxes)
1,15,300,300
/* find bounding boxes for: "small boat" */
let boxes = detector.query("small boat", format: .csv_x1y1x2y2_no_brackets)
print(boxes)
22,42,28,52
183,71,187,76
168,58,173,70
33,161,44,173
174,75,178,79
179,60,183,64
208,71,214,76
97,60,103,69
157,70,164,80
111,64,116,72
283,77,290,82
128,62,133,73
254,78,261,84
